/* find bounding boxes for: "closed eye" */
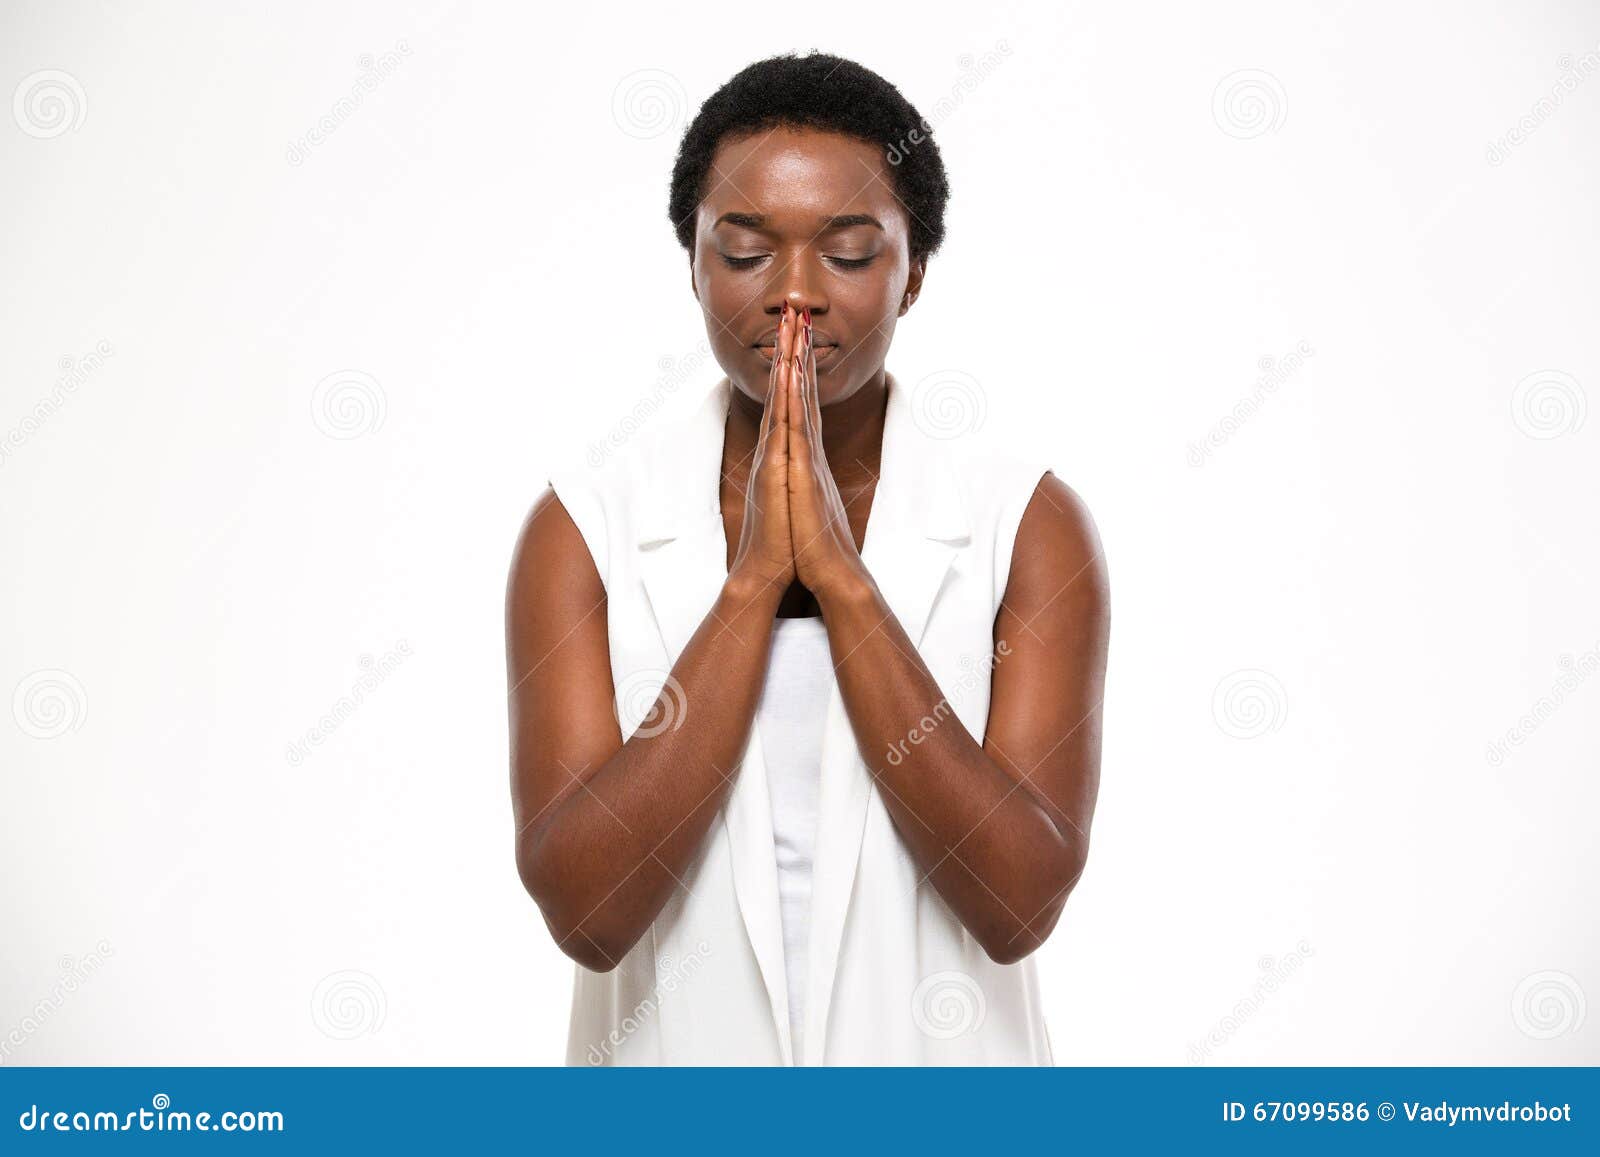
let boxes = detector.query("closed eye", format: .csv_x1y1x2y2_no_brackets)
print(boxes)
717,254,878,270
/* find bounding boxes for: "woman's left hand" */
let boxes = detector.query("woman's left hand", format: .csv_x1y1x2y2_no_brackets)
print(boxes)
781,306,870,603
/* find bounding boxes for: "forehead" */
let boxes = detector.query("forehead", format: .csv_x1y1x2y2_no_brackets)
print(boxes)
700,126,903,231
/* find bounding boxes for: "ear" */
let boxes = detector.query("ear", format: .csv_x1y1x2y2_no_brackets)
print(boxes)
898,256,926,316
688,253,699,304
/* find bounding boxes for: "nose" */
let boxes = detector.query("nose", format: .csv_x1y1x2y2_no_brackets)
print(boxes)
766,252,827,319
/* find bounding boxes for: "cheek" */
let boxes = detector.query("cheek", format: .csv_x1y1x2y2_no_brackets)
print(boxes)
840,264,906,325
696,271,758,334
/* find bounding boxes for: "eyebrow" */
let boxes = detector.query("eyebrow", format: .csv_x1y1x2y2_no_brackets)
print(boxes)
713,212,885,232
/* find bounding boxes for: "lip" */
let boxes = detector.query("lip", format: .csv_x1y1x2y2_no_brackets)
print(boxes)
753,325,836,347
756,343,839,363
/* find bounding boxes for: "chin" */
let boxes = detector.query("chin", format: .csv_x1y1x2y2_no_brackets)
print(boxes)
731,374,835,406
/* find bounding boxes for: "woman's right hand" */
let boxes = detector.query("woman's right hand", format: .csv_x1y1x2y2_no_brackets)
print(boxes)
727,302,798,599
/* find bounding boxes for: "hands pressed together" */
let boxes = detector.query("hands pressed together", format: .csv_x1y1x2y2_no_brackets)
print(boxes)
728,302,872,607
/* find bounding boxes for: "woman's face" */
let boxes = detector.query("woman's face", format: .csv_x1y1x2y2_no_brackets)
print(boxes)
691,126,925,406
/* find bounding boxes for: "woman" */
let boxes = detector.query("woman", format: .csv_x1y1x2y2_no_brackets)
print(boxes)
506,52,1109,1065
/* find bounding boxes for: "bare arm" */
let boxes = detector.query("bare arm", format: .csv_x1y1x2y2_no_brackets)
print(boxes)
814,472,1110,963
507,341,799,971
505,493,786,971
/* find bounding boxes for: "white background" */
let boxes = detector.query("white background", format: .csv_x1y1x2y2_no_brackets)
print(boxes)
3,0,1596,1065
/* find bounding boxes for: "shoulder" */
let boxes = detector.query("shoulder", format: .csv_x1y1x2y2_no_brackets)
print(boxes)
937,418,1106,612
515,399,682,593
1013,472,1104,579
1005,471,1109,626
506,482,602,619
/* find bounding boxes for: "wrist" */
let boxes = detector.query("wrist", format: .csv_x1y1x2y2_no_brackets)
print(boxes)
812,565,878,613
721,570,786,615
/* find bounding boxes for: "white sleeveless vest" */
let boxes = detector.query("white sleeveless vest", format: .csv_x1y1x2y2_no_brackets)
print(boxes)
546,373,1055,1066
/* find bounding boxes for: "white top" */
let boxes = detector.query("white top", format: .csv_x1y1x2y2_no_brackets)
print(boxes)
553,373,1056,1066
754,614,833,1065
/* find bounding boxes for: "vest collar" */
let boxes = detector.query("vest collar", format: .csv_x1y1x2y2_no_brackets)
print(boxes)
634,372,972,1064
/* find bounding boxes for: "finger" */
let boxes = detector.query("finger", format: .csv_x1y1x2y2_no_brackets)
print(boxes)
765,308,782,398
786,322,810,491
757,353,780,459
761,307,784,430
760,303,794,459
776,303,794,465
800,307,822,447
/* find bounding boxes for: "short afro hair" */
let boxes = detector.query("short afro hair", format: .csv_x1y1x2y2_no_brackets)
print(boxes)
668,52,950,264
